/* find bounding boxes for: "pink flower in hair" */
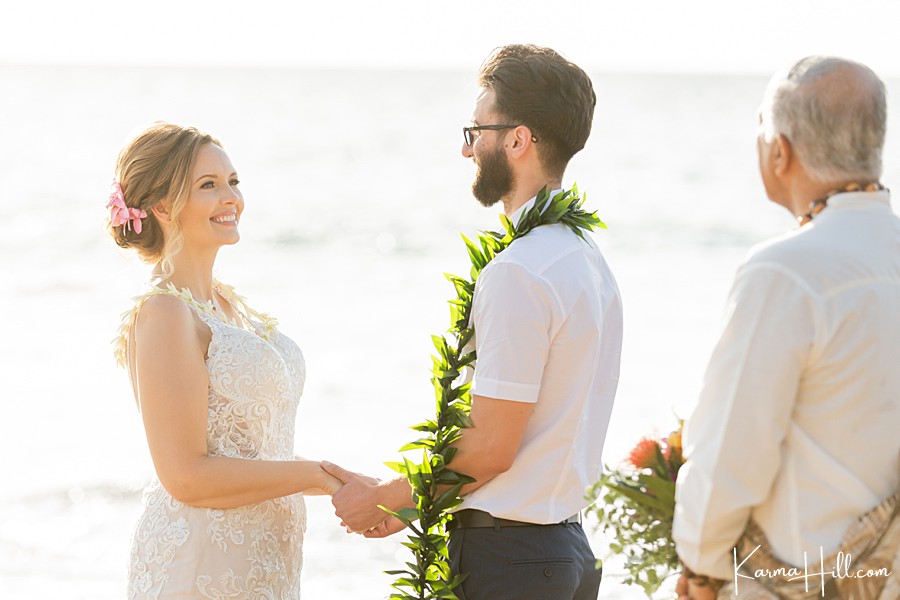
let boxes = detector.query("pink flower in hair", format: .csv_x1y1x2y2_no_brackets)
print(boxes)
107,180,148,235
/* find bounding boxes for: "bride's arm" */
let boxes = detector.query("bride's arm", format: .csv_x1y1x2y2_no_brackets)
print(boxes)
133,294,340,509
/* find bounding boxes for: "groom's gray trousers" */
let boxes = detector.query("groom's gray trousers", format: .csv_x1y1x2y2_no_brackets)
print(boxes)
448,510,602,600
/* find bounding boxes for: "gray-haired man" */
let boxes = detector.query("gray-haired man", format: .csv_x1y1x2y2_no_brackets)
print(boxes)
674,56,900,599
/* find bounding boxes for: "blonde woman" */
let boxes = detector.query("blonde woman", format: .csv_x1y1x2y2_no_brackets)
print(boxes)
108,122,341,599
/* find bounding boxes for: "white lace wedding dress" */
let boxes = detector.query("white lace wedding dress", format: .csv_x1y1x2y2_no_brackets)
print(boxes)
117,283,307,599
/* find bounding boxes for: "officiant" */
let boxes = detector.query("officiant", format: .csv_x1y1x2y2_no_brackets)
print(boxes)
673,56,900,599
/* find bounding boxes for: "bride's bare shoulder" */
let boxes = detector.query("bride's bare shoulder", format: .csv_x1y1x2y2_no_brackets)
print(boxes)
137,292,193,325
134,293,209,353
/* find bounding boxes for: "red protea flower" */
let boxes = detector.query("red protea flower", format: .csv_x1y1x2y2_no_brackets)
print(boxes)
627,437,662,470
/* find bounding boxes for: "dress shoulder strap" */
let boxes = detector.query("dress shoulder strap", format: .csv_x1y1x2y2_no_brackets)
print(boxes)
213,280,279,341
113,282,280,368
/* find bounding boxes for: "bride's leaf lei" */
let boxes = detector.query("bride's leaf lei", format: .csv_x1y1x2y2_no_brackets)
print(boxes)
383,185,606,600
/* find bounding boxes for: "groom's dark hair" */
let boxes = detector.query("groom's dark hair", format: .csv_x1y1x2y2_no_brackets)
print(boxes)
478,44,596,176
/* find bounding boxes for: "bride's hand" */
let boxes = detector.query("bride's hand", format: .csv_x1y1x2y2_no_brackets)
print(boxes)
304,462,344,496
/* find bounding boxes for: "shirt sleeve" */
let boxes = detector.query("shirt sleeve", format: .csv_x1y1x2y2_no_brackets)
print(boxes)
470,260,558,403
673,261,821,579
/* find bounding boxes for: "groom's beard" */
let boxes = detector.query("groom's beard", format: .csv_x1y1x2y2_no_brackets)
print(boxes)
472,146,514,208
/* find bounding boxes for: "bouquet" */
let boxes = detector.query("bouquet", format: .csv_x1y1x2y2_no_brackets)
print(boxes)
585,422,685,597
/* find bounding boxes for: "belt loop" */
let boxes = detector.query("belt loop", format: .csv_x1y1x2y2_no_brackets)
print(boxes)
493,515,502,532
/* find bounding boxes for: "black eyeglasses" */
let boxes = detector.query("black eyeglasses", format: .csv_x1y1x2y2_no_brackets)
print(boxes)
463,124,538,146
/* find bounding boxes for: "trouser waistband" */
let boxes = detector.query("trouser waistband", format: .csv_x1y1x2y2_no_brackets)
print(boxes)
447,508,581,530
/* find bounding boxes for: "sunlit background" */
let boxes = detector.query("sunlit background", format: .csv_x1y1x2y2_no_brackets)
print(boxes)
2,1,899,598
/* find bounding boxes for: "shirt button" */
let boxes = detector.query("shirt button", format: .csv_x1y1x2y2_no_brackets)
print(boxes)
543,568,552,577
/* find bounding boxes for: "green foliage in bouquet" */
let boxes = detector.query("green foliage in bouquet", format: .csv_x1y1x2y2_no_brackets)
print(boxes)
585,423,685,598
385,186,605,599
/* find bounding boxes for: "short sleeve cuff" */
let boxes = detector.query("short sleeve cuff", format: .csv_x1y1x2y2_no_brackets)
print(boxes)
472,376,540,403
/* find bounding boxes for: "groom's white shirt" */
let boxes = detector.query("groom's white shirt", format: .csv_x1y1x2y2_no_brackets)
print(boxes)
460,192,623,524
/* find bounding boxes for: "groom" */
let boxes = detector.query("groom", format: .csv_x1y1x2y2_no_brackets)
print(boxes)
323,44,623,599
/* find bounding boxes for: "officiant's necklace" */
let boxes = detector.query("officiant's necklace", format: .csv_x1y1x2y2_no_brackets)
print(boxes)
798,181,886,225
387,185,606,600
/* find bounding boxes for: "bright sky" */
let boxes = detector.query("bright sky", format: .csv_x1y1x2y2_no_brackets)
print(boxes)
3,0,900,75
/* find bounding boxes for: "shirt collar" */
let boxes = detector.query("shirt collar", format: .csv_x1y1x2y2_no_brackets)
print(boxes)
508,188,564,228
825,189,892,211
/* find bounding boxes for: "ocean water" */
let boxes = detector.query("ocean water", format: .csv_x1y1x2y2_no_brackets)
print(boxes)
1,65,898,599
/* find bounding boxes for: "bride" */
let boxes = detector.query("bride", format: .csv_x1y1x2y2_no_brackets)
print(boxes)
107,122,341,599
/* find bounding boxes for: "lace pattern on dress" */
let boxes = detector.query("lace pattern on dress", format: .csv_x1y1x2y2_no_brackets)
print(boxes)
121,283,306,599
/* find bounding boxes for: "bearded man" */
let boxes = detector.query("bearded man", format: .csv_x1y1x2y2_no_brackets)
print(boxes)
324,44,623,600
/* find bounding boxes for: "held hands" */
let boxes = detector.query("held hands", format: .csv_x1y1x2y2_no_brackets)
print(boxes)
304,462,344,496
361,515,406,538
321,461,393,534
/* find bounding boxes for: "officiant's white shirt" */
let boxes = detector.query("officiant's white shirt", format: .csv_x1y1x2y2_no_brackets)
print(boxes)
674,191,900,579
461,193,623,524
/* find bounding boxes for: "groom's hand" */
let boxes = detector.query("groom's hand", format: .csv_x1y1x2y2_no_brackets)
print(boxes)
321,461,388,532
362,516,405,538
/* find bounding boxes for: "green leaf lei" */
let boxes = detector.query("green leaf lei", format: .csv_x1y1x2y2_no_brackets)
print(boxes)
383,185,606,600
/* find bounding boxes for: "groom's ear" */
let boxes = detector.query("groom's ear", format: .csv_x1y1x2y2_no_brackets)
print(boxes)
507,126,535,160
